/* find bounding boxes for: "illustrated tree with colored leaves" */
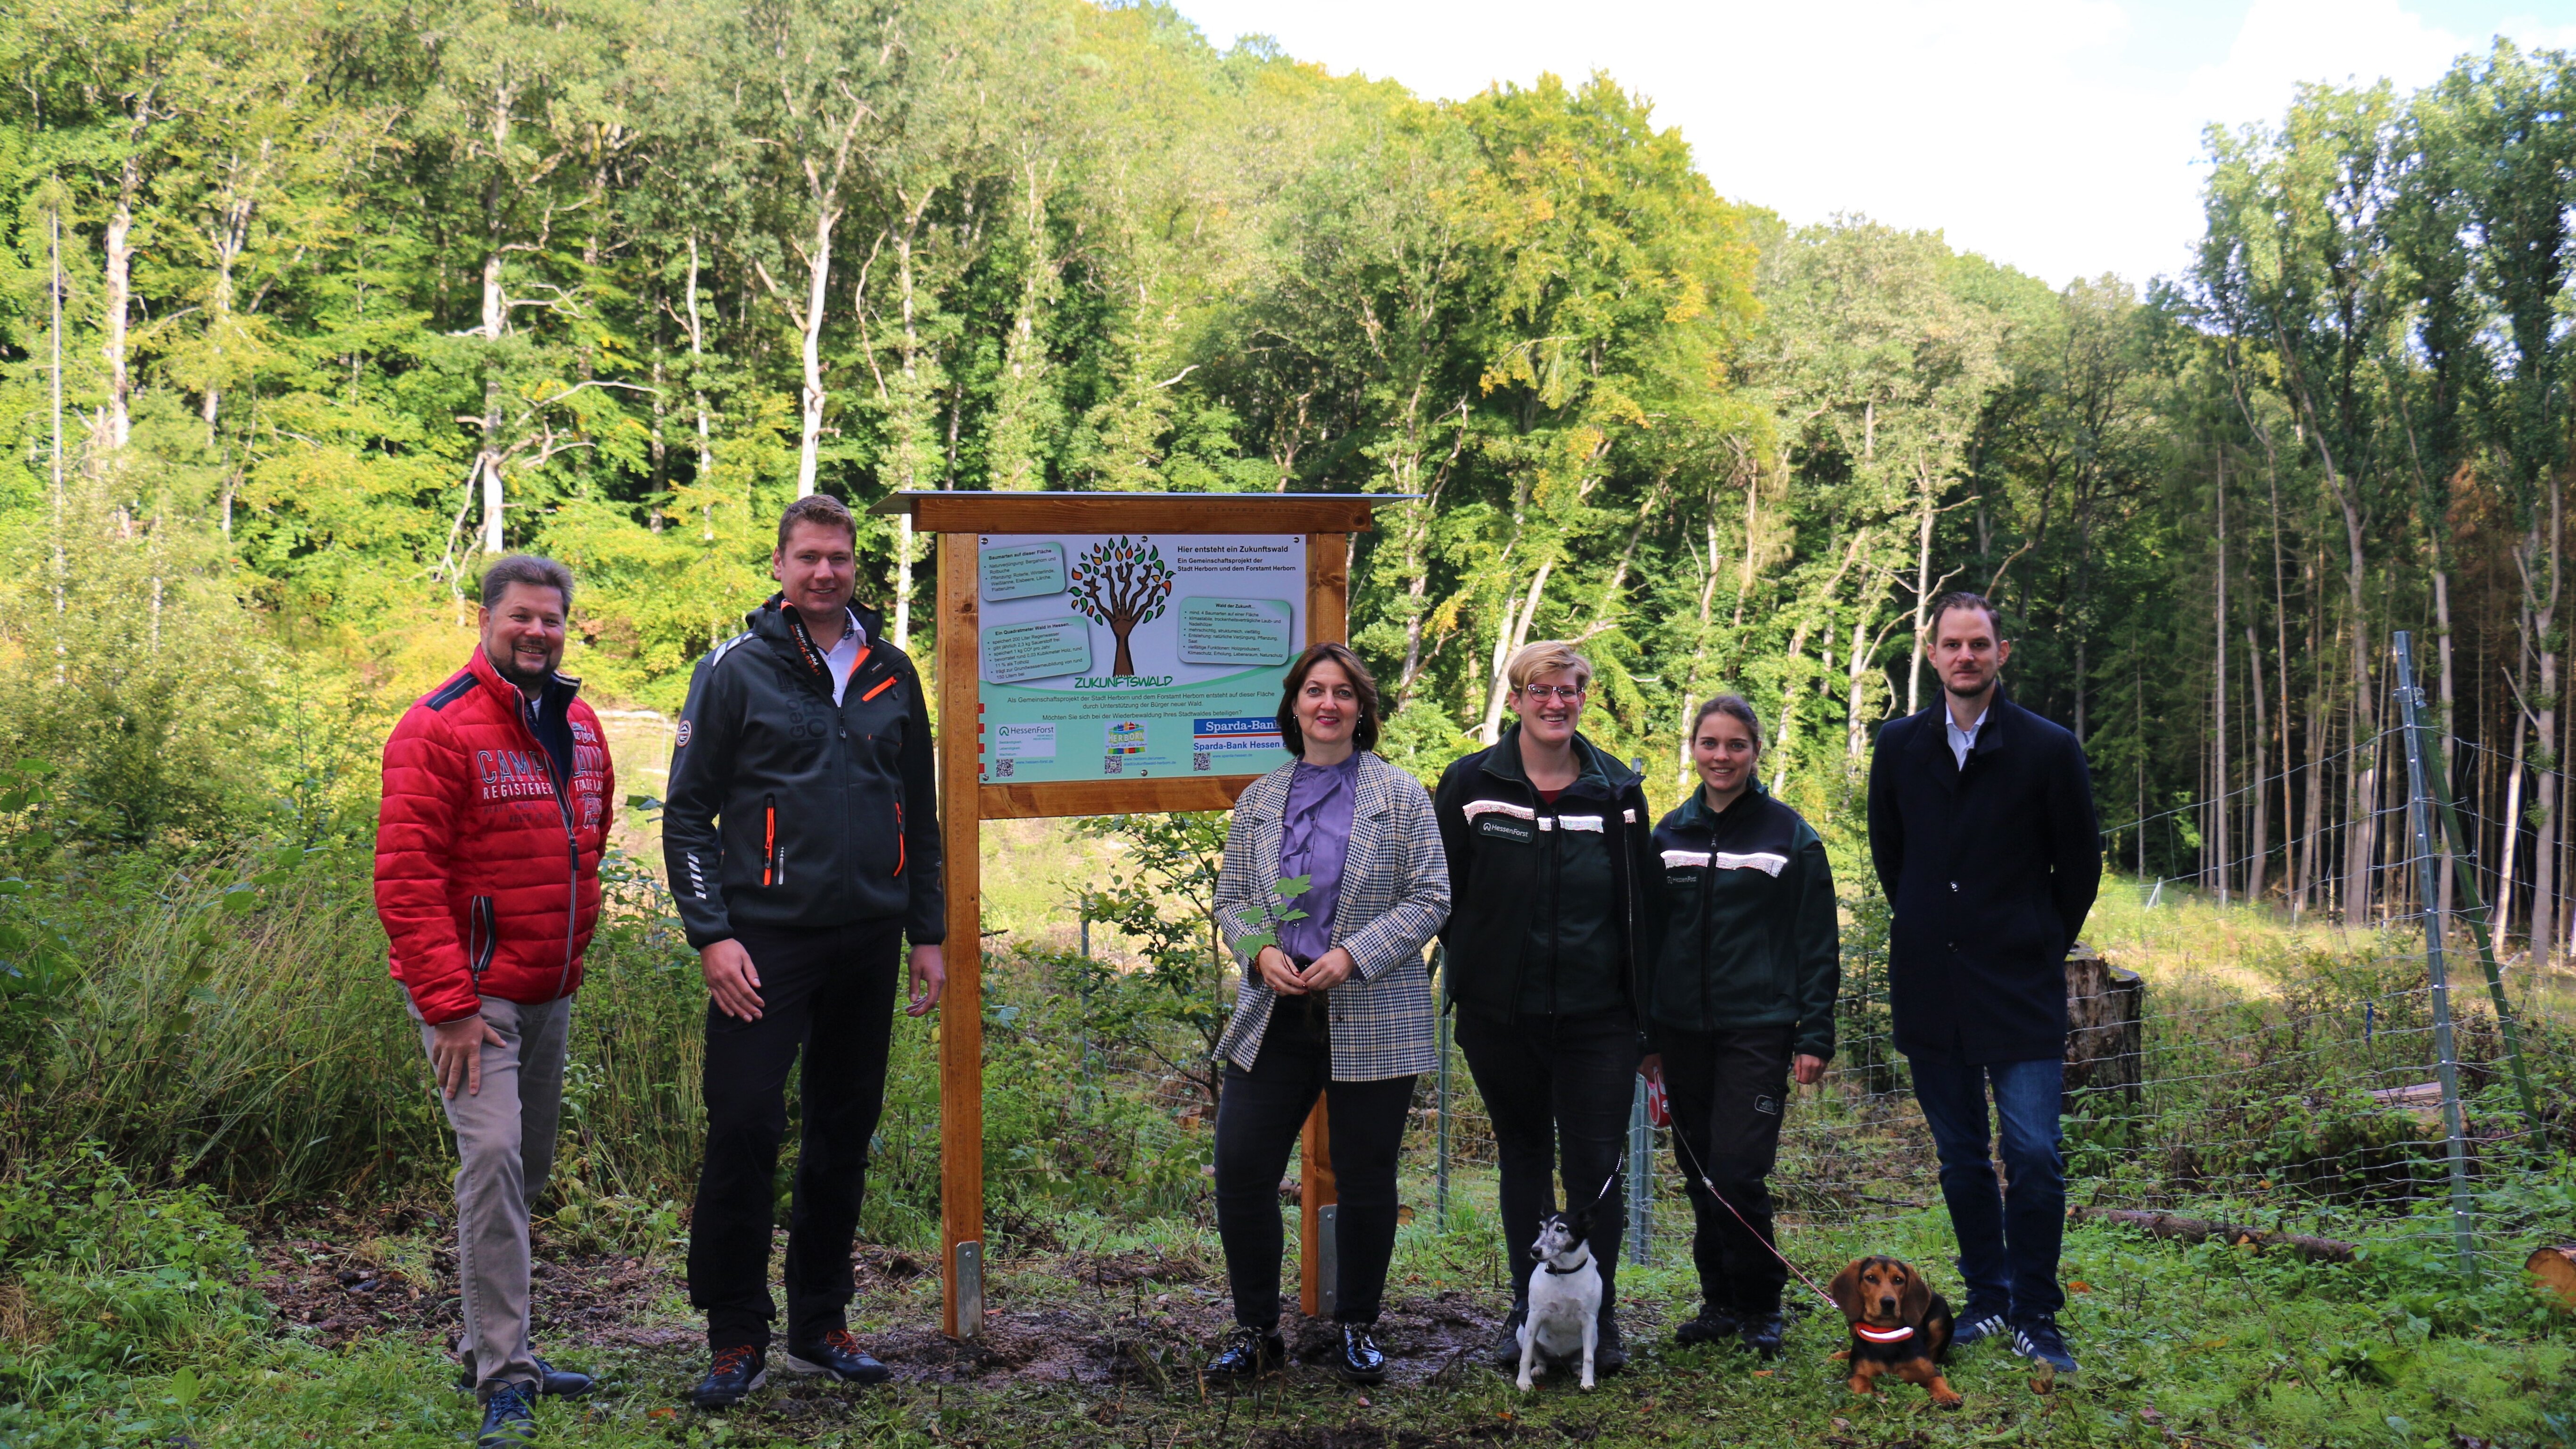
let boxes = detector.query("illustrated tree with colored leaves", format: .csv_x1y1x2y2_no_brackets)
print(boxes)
1067,536,1176,676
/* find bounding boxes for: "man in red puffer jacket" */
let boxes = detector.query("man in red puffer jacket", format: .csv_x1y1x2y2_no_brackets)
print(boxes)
375,554,614,1448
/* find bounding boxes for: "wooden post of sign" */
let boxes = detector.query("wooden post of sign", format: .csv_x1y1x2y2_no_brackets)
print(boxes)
937,530,985,1338
1296,532,1349,1317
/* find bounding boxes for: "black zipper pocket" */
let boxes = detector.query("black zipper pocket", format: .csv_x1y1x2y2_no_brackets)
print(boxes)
763,794,779,886
468,896,497,979
893,801,905,877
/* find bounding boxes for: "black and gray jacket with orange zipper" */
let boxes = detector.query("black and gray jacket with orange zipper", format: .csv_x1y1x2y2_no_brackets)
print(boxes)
1431,726,1659,1027
663,596,944,951
1647,782,1839,1060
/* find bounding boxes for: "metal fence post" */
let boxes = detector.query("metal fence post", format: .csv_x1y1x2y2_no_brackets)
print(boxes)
2394,631,2481,1281
1434,947,1450,1231
2413,705,2551,1155
1628,1075,1651,1266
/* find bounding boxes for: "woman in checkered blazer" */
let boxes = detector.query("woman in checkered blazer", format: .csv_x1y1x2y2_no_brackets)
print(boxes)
1204,642,1450,1388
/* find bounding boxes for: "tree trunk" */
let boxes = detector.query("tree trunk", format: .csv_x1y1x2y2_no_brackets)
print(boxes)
2533,485,2564,962
793,206,835,500
2246,622,2270,902
2213,447,2229,902
685,235,716,487
101,157,139,451
1675,518,1724,790
2337,497,2376,926
1479,558,1555,745
1905,466,1936,714
477,89,510,556
2295,568,2328,920
2268,442,2295,911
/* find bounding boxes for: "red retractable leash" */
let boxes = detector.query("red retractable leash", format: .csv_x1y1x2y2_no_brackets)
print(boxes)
1660,1106,1906,1340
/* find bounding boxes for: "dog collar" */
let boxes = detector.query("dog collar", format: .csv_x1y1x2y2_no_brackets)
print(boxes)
1542,1251,1593,1276
1853,1324,1915,1344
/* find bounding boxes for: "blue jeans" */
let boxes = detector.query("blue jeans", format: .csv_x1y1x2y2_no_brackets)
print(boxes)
1907,1055,2064,1322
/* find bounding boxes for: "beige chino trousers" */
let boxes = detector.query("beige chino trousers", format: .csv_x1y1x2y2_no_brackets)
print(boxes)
409,991,572,1398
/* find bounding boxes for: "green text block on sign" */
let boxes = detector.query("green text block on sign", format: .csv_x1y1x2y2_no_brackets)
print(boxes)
980,541,1068,603
981,617,1093,685
1175,596,1296,666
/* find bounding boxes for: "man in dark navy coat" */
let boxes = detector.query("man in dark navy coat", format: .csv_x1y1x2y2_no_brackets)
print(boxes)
1866,592,2100,1379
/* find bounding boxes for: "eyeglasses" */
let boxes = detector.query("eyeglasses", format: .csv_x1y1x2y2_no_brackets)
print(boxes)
1518,685,1585,702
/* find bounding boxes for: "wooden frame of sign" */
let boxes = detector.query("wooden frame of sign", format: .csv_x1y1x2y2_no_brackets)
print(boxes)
870,491,1398,1337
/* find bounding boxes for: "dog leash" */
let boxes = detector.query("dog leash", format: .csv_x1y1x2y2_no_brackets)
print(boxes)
1661,1116,1876,1331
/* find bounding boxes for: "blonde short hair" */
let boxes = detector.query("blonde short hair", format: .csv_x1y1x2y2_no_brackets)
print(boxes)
1506,640,1593,694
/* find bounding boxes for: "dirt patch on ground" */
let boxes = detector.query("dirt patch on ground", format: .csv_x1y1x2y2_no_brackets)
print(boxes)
866,1286,1507,1389
244,1210,1527,1393
1248,1420,1540,1449
249,1211,686,1360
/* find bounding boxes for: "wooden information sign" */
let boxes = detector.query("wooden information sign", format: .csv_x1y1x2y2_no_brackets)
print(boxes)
870,491,1391,1337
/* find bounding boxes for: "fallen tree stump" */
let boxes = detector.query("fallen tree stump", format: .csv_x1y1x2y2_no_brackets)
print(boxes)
2069,1207,2356,1262
2527,1244,2576,1312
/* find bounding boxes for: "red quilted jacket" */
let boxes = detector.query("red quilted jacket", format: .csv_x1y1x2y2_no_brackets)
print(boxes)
374,648,616,1024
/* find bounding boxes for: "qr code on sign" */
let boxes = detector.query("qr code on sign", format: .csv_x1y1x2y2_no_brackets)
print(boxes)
1103,757,1123,776
992,758,1014,778
1193,752,1212,772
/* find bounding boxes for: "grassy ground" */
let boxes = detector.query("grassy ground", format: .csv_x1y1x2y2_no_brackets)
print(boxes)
11,868,2576,1446
11,1176,2576,1448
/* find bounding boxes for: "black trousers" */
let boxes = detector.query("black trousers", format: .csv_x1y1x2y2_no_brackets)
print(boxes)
688,917,902,1351
1211,1015,1414,1328
1454,1008,1639,1312
1660,1024,1794,1314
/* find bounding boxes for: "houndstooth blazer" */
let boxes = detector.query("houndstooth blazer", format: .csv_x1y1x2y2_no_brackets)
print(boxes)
1214,752,1451,1080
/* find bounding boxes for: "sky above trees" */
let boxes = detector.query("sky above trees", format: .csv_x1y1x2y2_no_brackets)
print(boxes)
1168,0,2576,289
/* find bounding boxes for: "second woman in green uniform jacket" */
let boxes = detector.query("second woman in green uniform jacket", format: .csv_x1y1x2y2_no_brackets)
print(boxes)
1643,694,1839,1359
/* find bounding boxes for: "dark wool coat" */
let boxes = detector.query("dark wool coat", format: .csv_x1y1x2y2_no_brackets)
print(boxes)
1865,690,2102,1065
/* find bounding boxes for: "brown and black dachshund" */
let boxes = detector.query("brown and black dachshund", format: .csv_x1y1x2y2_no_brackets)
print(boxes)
1825,1256,1960,1408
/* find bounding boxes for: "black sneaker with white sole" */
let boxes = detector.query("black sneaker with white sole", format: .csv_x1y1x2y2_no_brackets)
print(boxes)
2011,1316,2080,1376
687,1345,767,1409
1951,1303,2011,1349
781,1329,891,1385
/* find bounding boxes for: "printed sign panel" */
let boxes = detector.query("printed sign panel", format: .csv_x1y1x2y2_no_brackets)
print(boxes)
974,533,1305,784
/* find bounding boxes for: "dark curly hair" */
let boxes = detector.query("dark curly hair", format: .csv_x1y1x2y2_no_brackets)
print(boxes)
1275,642,1381,757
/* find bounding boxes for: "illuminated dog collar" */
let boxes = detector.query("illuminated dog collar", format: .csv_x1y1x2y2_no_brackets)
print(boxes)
1853,1324,1915,1344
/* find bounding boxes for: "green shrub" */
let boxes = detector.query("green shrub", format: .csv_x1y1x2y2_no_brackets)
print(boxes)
0,1149,268,1388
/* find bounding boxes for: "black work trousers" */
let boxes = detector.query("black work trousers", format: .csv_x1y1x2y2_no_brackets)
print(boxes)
1454,1008,1640,1312
689,917,903,1352
1660,1024,1794,1314
1211,1013,1414,1329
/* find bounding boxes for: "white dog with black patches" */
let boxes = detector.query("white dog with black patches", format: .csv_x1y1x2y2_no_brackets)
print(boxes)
1516,1210,1602,1391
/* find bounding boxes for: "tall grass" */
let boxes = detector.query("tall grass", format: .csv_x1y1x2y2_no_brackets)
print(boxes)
10,848,1214,1244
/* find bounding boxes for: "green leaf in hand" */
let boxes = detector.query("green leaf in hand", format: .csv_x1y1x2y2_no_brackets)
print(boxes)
1273,874,1311,901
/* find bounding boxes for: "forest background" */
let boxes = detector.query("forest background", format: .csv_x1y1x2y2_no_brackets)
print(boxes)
4,0,2576,949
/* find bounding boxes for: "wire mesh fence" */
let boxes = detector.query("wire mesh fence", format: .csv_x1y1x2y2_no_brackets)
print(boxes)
1413,628,2561,1283
1059,629,2565,1293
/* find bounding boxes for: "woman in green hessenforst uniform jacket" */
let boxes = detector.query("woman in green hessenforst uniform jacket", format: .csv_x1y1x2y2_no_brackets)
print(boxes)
1642,694,1840,1360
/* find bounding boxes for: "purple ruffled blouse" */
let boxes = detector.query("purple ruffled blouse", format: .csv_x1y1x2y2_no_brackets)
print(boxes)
1275,752,1362,963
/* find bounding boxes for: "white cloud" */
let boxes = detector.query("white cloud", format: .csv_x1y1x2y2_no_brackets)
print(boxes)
1168,0,2576,291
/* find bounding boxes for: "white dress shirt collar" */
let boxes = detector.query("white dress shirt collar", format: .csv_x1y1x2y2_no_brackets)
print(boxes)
825,609,868,706
1945,699,1991,769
